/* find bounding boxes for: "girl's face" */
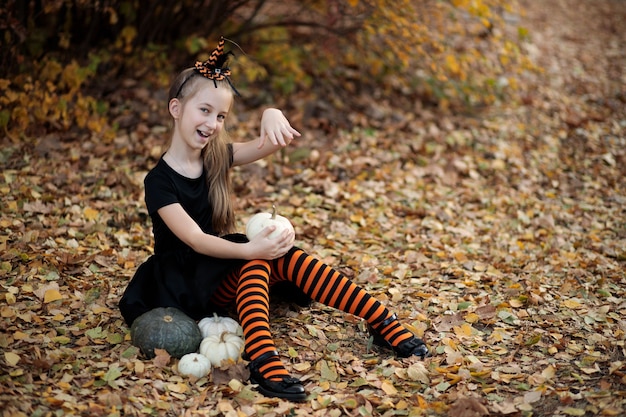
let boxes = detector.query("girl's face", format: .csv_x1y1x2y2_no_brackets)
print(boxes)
170,81,233,151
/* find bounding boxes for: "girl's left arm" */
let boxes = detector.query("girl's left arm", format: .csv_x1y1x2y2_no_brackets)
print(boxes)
231,108,301,166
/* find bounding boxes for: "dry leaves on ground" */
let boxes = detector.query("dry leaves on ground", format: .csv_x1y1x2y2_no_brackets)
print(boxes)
1,0,625,416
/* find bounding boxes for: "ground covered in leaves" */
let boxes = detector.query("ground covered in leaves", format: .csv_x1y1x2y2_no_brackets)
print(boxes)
1,1,625,416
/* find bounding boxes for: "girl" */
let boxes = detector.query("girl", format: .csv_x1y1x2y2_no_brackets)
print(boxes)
119,38,429,402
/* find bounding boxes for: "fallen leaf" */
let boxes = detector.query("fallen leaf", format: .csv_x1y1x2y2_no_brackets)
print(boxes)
447,397,489,417
83,207,100,221
319,359,338,382
153,349,171,367
523,390,542,403
561,299,583,309
4,351,20,366
34,283,60,300
407,362,430,384
380,380,398,395
212,362,249,385
167,382,188,394
561,407,586,416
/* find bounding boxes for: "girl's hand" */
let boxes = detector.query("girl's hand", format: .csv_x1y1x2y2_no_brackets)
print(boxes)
245,225,295,260
258,108,301,149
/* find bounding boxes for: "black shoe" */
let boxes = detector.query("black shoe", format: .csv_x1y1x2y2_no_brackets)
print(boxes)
246,350,307,402
368,314,430,359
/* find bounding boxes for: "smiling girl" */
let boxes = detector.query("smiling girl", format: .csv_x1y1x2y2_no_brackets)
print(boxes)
119,37,429,402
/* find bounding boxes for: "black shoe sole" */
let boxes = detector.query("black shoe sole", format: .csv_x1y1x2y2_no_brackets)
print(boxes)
246,350,308,401
368,317,430,358
250,375,307,402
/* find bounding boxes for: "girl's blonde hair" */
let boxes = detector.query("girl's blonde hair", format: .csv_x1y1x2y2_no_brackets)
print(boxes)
168,68,236,235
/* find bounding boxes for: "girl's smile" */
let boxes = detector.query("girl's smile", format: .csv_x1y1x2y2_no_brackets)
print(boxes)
171,82,233,150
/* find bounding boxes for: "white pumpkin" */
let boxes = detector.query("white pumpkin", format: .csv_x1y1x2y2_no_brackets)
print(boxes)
246,205,294,240
177,353,211,378
198,313,243,338
199,333,245,367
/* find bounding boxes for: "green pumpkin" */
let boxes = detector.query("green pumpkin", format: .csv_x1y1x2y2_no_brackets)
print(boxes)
130,307,202,359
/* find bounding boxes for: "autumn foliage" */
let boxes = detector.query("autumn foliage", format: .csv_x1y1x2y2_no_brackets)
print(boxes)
1,0,534,141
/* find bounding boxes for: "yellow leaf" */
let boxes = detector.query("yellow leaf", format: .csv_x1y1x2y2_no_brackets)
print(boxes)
83,207,99,221
561,299,582,309
609,361,623,375
443,337,458,350
91,306,113,314
389,287,403,302
227,379,244,392
288,347,298,358
454,323,473,337
44,289,63,303
417,395,429,408
464,312,480,323
490,329,505,342
600,407,624,416
445,54,460,75
407,363,430,384
167,382,188,394
453,251,468,262
57,381,71,390
13,331,28,340
396,400,408,410
293,362,311,372
5,292,15,304
5,351,20,366
349,213,364,224
541,365,556,380
1,306,15,318
381,380,398,395
562,407,586,416
404,322,422,337
134,361,145,375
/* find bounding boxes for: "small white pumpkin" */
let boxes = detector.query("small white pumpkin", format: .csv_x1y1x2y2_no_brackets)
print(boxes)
246,205,294,240
198,313,243,338
177,353,211,378
199,333,245,367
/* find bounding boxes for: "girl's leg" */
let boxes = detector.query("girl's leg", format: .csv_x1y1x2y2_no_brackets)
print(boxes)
210,248,427,387
212,248,427,360
212,261,306,401
236,260,290,380
211,261,291,381
270,248,422,351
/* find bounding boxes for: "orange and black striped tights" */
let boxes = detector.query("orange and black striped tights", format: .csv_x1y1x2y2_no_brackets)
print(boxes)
210,248,414,381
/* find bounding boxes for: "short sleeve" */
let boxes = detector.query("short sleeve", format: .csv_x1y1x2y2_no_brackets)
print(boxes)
144,163,179,215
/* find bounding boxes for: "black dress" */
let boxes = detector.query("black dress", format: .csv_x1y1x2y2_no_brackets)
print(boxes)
118,156,247,325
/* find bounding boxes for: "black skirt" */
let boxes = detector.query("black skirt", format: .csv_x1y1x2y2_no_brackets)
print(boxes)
118,233,248,325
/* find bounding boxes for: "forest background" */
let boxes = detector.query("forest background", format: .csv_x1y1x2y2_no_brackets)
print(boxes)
1,0,625,416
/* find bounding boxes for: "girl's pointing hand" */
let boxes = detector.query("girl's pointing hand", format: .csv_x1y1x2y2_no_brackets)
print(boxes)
258,108,301,148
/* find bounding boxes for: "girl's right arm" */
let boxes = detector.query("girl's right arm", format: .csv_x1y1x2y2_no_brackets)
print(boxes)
231,108,301,166
158,203,294,260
